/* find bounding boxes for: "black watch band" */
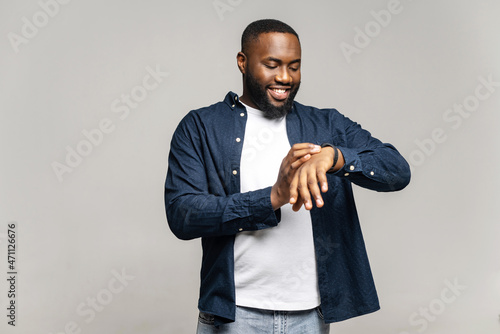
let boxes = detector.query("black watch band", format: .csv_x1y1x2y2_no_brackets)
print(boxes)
321,143,339,173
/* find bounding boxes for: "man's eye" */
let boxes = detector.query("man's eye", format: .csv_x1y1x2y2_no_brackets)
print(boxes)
265,64,277,69
290,67,299,71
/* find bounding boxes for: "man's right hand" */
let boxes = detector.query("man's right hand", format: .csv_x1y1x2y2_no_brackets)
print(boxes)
270,143,322,210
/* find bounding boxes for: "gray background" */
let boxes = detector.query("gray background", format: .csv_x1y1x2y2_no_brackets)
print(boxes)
1,0,499,333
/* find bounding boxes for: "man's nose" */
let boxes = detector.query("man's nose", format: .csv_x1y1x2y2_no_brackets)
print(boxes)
275,68,292,84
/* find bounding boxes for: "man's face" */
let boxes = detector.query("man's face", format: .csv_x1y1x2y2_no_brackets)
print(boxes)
239,32,301,119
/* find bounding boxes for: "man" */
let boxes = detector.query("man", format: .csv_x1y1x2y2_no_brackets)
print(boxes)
165,19,410,333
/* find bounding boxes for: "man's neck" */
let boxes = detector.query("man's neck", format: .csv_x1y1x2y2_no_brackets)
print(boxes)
239,94,259,110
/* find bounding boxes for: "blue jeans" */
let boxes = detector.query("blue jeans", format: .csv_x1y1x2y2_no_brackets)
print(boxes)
196,306,330,334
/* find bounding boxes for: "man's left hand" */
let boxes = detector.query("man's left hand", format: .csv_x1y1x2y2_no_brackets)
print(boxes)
289,146,344,211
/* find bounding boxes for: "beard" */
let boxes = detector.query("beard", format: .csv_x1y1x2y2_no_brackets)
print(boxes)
245,72,300,120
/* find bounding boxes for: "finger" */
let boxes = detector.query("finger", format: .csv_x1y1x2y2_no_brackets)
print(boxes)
292,197,304,211
289,171,300,205
297,170,313,210
290,143,320,151
317,168,328,193
289,144,321,162
290,154,311,170
306,169,324,208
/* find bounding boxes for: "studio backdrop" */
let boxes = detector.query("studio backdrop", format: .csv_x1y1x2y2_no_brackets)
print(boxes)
1,0,499,333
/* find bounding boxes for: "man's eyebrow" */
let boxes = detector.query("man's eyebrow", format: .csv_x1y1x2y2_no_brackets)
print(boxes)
264,57,301,64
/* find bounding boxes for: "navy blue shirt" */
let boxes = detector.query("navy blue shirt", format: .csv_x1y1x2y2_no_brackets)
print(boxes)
165,91,410,324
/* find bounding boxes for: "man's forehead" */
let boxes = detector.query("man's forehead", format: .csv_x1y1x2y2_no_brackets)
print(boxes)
247,32,301,59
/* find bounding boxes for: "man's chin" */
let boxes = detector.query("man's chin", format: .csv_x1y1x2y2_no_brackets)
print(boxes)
268,100,287,109
260,100,291,120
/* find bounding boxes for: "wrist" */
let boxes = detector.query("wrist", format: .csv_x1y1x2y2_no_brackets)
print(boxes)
321,143,344,172
270,184,286,210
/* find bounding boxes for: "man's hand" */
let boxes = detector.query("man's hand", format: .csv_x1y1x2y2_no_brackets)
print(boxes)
270,143,322,210
289,146,344,211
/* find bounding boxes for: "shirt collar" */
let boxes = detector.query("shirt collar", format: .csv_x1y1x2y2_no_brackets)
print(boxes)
223,91,242,109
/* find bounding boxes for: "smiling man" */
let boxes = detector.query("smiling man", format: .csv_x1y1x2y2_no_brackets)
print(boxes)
239,30,301,120
165,19,411,333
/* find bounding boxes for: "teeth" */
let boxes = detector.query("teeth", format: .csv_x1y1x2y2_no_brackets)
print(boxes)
272,89,286,93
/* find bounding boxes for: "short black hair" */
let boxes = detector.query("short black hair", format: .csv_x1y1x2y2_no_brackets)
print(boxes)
241,19,300,53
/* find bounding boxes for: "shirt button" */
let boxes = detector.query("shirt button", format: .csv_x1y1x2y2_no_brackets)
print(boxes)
240,113,245,117
238,228,243,232
344,173,350,177
349,165,355,171
370,171,375,176
236,138,241,142
232,170,238,175
231,104,235,108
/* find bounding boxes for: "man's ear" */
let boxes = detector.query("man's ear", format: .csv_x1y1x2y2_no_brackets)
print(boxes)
237,52,246,75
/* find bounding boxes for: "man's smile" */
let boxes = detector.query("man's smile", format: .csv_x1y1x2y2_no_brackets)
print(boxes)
267,87,291,101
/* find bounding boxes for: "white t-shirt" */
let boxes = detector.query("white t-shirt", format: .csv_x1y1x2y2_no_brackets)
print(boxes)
234,102,321,311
